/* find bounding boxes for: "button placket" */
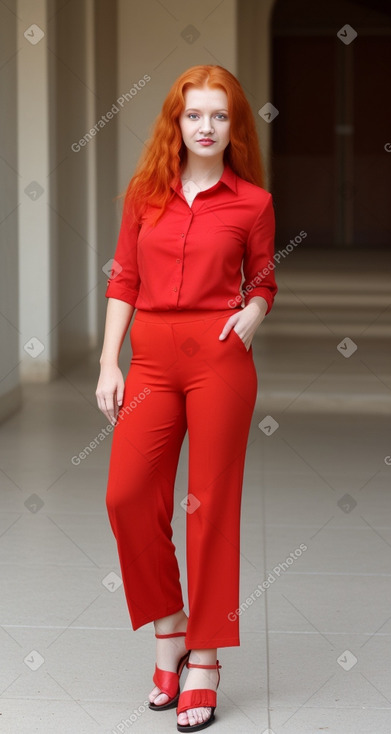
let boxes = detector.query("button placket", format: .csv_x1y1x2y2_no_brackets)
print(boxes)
168,209,193,304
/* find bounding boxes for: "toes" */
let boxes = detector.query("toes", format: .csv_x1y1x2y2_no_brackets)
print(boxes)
188,709,197,725
149,688,168,706
179,707,211,726
155,693,168,705
148,686,158,703
200,706,212,723
187,709,198,726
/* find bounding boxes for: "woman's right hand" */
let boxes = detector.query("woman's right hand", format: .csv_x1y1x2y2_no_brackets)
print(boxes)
96,363,125,426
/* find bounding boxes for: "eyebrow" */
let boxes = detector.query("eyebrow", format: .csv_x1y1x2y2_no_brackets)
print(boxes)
184,108,228,113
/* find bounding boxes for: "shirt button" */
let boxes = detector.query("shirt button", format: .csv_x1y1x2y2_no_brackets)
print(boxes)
176,258,181,263
181,233,185,237
173,287,178,292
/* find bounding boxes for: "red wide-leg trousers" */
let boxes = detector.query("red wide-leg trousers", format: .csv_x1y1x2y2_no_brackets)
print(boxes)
105,309,257,650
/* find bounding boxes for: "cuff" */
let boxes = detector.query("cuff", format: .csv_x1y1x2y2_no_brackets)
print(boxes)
105,280,138,307
244,288,274,314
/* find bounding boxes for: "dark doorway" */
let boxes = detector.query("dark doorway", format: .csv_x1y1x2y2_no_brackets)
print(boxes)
271,0,391,248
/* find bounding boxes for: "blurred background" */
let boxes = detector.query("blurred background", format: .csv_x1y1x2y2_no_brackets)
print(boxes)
1,0,390,403
1,1,391,733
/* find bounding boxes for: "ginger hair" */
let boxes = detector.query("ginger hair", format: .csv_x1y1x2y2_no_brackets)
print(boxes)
122,64,266,225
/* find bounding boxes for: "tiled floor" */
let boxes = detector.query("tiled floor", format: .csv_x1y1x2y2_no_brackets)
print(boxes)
1,249,390,733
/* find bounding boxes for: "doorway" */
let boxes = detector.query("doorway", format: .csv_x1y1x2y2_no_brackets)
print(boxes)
271,0,391,248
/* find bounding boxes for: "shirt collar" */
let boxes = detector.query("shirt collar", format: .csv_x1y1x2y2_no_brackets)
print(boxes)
170,161,238,195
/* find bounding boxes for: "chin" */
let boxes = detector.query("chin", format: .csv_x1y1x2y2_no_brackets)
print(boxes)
191,146,221,155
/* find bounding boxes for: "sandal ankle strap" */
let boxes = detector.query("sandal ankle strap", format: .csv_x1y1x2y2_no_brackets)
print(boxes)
155,631,186,639
186,659,222,670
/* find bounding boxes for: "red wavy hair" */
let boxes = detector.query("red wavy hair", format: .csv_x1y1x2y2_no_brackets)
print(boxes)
122,65,266,225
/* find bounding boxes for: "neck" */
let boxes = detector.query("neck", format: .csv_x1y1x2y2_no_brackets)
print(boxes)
180,152,225,184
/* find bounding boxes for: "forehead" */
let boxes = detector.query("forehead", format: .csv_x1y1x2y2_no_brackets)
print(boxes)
183,86,228,109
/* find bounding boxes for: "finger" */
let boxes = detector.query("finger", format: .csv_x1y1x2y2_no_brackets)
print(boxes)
96,395,109,421
218,316,238,340
113,394,122,423
96,393,114,426
104,396,117,425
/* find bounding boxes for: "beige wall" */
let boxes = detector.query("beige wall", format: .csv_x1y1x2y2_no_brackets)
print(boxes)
0,0,20,420
116,0,237,194
18,0,52,387
116,0,276,195
238,0,276,189
0,0,276,420
95,0,119,344
15,0,118,388
51,0,118,368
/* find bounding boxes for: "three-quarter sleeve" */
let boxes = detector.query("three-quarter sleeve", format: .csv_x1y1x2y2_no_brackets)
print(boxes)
242,193,278,314
105,203,141,306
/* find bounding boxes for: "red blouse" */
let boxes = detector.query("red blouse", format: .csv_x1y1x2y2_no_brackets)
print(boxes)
105,162,278,313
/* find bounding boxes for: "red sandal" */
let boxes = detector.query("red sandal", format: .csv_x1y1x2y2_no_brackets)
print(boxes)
176,659,222,731
148,631,191,711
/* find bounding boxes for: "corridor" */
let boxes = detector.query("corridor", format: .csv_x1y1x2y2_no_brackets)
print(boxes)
1,249,390,733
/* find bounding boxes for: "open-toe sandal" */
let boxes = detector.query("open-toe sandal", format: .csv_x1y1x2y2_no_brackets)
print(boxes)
148,631,191,711
176,659,222,731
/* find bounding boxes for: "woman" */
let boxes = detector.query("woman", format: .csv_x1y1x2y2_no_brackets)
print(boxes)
96,64,277,732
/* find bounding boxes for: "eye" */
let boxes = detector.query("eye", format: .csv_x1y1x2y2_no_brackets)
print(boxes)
215,114,228,120
187,113,199,120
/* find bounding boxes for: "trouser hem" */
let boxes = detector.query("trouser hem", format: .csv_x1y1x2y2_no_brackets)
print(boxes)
132,604,185,631
185,637,240,649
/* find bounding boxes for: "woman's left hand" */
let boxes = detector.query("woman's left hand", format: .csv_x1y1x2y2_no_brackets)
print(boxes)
218,297,268,350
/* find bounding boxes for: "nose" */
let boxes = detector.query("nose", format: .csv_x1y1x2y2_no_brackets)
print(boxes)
199,116,214,135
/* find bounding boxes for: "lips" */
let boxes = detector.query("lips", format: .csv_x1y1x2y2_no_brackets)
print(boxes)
197,139,215,146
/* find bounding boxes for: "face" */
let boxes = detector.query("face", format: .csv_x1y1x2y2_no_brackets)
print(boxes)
179,86,230,160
